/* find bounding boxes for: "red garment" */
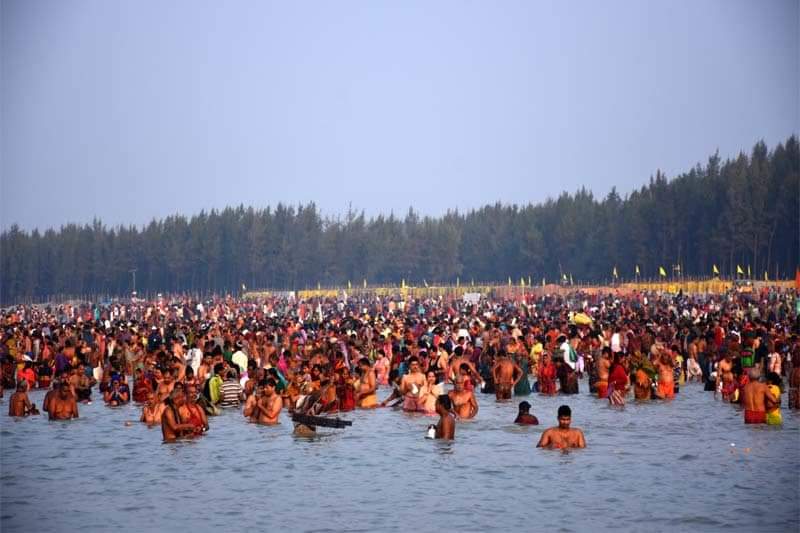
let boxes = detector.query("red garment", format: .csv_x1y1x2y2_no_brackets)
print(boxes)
133,379,151,403
464,376,474,392
187,404,204,430
609,364,628,391
539,362,557,395
336,376,355,411
744,410,766,424
17,368,36,388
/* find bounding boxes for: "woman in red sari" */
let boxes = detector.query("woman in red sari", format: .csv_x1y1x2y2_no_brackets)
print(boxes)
538,352,557,395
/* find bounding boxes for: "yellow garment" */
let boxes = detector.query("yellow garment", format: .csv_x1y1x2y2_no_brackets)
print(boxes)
767,385,782,425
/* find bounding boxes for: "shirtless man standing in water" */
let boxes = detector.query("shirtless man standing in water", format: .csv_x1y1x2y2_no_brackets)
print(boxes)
492,351,522,401
49,382,79,420
740,368,777,424
434,394,455,440
596,348,611,398
448,375,478,419
8,381,37,417
716,353,735,401
161,390,197,442
140,390,165,426
252,379,282,425
537,405,586,449
654,352,675,400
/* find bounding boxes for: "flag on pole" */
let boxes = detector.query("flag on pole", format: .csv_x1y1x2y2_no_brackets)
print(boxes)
348,280,352,289
317,282,321,290
569,274,574,285
659,266,667,277
736,265,744,276
401,279,406,289
423,279,429,288
471,279,475,287
508,277,512,286
542,277,546,287
712,264,719,275
520,277,525,287
635,264,640,276
363,279,367,288
764,271,768,281
747,265,751,278
528,276,532,287
456,277,460,287
562,273,568,282
612,266,618,279
241,283,246,291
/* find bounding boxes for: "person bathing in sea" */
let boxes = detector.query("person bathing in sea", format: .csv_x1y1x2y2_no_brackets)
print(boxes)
537,405,586,449
434,394,455,440
8,381,38,417
514,401,538,425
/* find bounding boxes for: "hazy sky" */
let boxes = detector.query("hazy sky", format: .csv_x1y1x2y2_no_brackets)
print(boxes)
1,0,797,231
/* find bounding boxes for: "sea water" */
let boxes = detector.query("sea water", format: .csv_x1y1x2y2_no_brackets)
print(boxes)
1,383,798,532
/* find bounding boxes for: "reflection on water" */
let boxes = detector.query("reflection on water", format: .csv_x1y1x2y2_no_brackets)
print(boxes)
1,382,798,532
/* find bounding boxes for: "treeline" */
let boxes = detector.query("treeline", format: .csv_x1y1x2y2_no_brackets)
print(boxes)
1,137,798,303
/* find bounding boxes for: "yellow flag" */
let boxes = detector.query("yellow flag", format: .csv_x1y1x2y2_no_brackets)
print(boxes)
613,266,618,279
659,266,667,277
635,265,640,276
401,279,406,288
348,280,352,289
712,264,719,275
520,277,525,287
764,271,768,281
736,265,744,275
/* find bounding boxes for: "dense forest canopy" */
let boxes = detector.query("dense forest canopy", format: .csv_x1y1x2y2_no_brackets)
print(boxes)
1,137,798,303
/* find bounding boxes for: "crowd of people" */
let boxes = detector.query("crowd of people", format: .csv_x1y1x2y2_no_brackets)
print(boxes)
2,286,798,447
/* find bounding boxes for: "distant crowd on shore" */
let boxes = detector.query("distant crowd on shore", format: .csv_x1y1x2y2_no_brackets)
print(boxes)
3,286,798,446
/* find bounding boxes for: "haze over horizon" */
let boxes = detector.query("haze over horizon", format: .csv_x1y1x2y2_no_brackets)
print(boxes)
2,0,798,231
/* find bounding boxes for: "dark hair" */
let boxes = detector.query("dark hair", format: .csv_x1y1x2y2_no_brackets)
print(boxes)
265,378,277,388
213,363,225,375
766,372,782,387
518,401,531,412
436,394,452,411
557,405,571,418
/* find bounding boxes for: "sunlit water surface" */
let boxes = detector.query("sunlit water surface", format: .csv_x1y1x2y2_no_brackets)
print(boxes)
1,382,798,532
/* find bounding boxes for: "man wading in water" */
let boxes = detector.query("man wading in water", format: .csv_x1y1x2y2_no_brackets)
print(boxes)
537,405,586,449
492,350,522,401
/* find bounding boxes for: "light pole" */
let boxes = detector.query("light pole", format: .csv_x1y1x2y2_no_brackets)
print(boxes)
129,268,137,296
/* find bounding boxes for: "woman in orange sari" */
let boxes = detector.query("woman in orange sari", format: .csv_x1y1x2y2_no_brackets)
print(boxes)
538,352,557,395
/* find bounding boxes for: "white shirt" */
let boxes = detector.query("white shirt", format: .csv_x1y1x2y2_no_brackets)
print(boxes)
188,348,203,374
232,350,248,374
560,341,575,370
611,333,622,353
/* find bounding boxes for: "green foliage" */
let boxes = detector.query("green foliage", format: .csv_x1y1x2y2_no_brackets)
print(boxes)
1,137,798,302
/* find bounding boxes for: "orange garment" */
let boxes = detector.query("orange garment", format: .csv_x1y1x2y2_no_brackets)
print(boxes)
657,380,674,399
